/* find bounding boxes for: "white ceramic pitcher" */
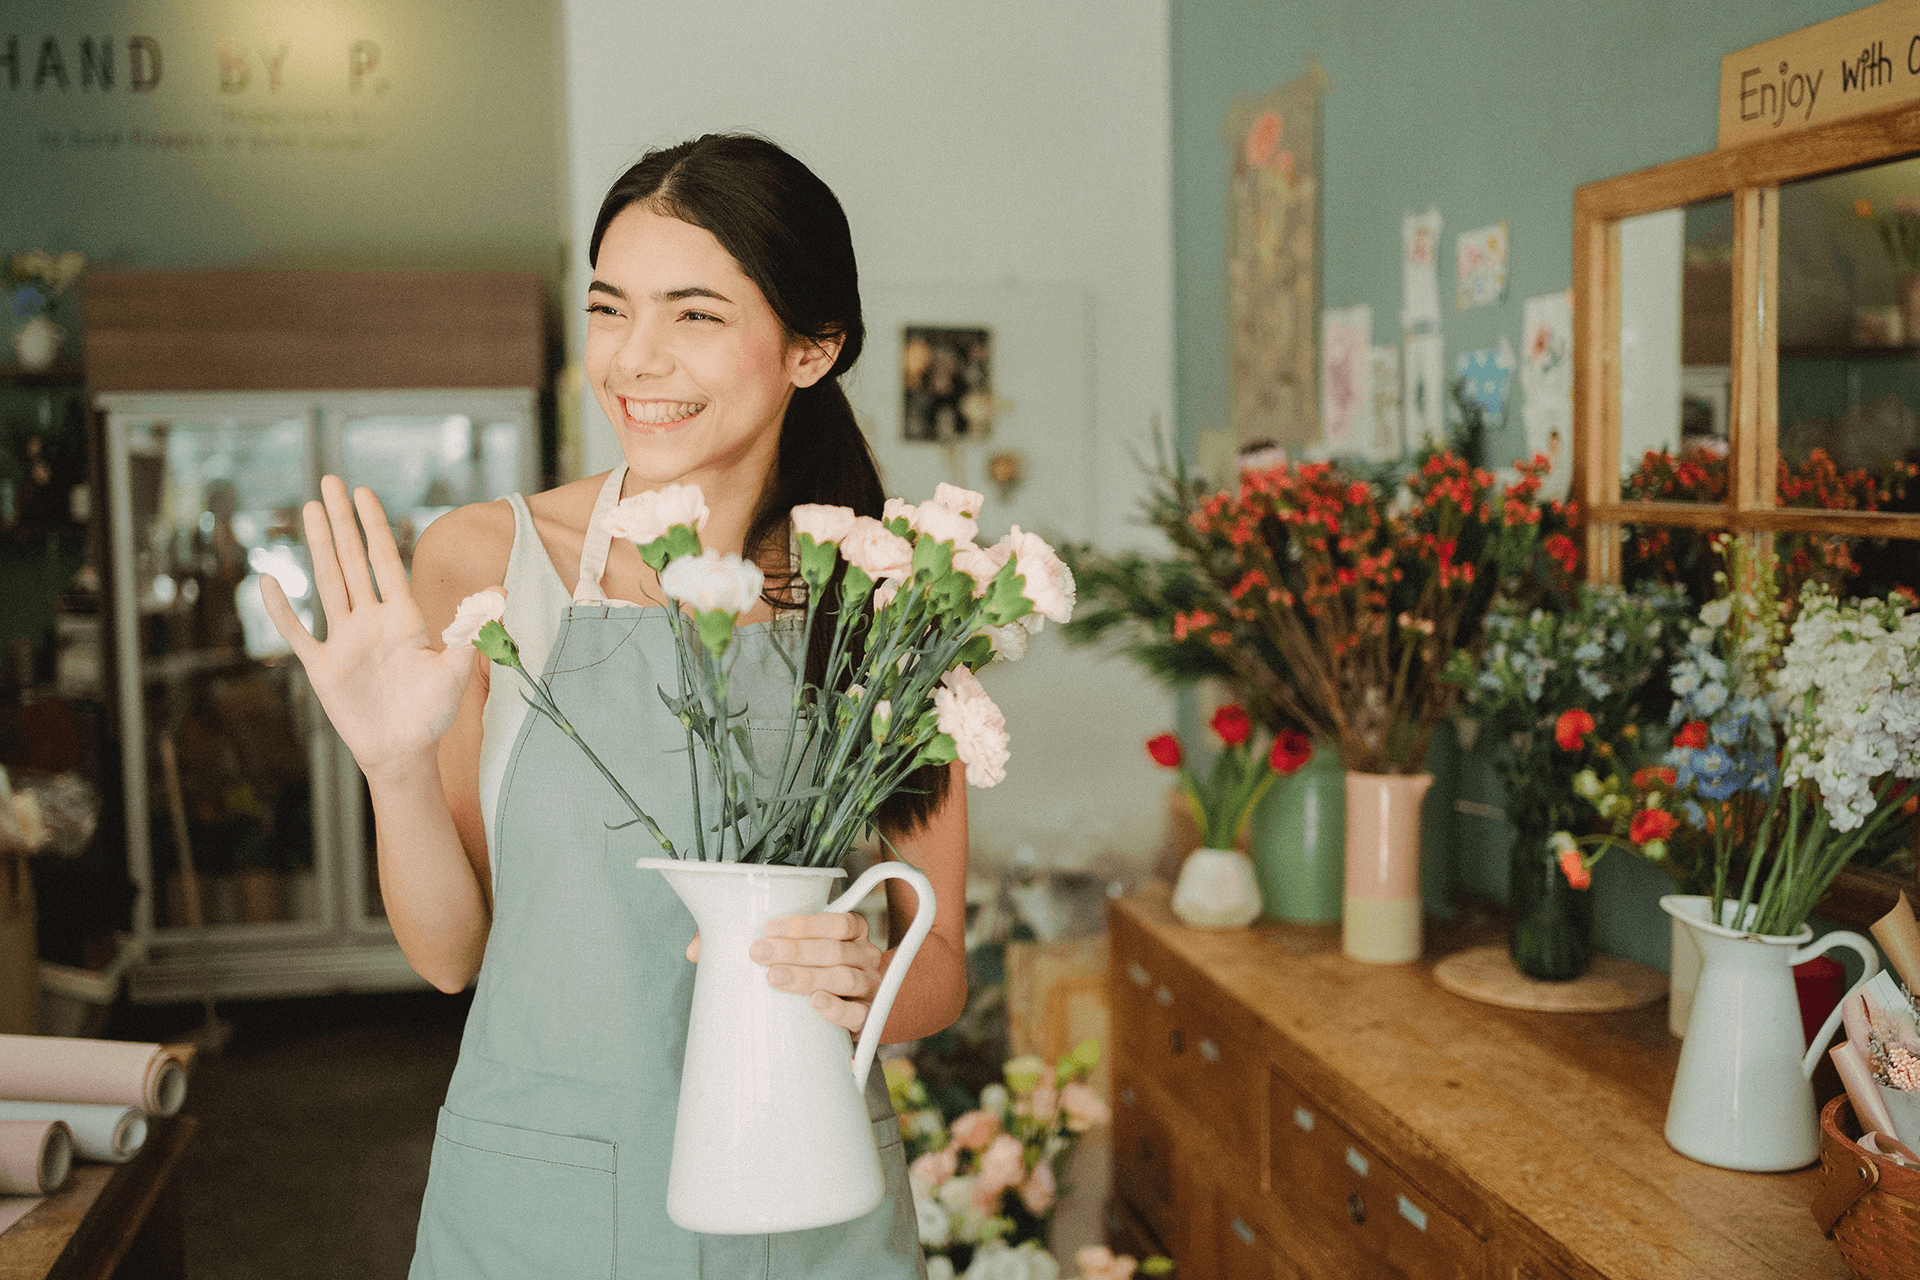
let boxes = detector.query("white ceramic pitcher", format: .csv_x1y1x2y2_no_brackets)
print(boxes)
639,856,935,1234
1660,894,1881,1172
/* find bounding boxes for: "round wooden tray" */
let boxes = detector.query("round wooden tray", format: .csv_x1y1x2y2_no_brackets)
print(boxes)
1433,944,1667,1013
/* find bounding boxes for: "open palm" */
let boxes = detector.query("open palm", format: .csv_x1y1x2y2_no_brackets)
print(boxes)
259,476,478,777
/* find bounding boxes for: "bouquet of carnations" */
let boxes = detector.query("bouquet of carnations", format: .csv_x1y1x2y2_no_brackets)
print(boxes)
885,1044,1168,1280
444,482,1073,865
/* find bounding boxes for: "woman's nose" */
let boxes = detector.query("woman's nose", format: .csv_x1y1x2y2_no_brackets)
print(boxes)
613,313,672,378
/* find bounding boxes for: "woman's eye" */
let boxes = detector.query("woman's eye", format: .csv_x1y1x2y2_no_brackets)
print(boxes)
585,302,620,317
682,310,721,324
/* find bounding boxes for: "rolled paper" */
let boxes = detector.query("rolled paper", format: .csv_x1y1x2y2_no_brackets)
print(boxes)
0,1102,145,1163
1881,1079,1920,1153
1871,890,1920,991
1835,1041,1902,1138
1861,1130,1920,1168
0,1119,72,1195
0,1036,188,1116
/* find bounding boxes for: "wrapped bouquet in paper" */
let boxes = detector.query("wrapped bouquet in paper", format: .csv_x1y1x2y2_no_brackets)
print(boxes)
445,481,1072,1233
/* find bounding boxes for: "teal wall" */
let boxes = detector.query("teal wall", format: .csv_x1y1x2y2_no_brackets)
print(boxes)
1170,0,1860,970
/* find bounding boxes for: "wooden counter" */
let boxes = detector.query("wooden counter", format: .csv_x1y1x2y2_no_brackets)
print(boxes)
0,1116,194,1280
1106,887,1846,1279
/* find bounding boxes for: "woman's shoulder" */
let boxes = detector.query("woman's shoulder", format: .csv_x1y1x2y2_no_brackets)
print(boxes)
411,499,516,625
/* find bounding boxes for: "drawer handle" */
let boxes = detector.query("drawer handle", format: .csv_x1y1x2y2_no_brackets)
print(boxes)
1292,1106,1315,1131
1198,1038,1220,1062
1230,1217,1257,1246
1344,1146,1369,1177
1120,1087,1138,1108
1396,1194,1428,1232
1347,1193,1367,1225
1154,985,1174,1006
1128,963,1151,988
1170,1028,1184,1054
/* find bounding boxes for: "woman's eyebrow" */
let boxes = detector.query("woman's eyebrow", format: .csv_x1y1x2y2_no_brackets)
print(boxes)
585,281,734,305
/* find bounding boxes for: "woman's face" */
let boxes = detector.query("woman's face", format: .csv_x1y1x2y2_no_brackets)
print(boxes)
585,205,836,495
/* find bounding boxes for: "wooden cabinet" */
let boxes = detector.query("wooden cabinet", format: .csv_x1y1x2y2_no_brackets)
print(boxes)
1106,887,1847,1280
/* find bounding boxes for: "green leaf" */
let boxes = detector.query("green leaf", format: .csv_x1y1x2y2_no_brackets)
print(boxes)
956,633,995,672
918,733,959,768
694,609,734,657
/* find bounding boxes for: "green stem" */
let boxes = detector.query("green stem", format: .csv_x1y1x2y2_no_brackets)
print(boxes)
508,665,676,857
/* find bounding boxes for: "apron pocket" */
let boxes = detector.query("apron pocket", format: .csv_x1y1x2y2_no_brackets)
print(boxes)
416,1107,616,1279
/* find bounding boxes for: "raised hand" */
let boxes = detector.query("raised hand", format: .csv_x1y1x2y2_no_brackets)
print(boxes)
259,476,480,780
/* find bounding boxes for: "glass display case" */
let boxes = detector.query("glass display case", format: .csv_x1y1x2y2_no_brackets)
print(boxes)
100,389,538,1000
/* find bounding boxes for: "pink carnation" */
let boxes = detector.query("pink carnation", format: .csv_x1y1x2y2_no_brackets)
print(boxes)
1003,526,1075,624
1019,1160,1056,1216
442,587,506,648
840,516,914,579
1075,1246,1138,1280
1059,1080,1110,1133
602,482,708,544
949,1108,1000,1152
934,665,1010,788
909,1147,958,1189
972,1133,1025,1214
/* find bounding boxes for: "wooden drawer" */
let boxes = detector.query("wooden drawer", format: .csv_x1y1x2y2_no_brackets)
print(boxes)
1268,1066,1483,1280
1207,1173,1310,1280
1104,1193,1170,1269
1111,928,1264,1165
1112,1060,1181,1255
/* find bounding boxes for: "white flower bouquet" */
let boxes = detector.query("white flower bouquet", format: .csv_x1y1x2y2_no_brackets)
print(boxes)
444,482,1073,866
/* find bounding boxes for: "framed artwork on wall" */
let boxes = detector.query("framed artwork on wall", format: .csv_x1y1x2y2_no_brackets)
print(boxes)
901,326,992,442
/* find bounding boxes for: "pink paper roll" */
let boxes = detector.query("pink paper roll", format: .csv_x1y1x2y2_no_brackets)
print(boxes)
0,1035,188,1116
0,1119,72,1195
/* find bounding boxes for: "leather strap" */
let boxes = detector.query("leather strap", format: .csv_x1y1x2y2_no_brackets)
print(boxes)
1812,1148,1881,1237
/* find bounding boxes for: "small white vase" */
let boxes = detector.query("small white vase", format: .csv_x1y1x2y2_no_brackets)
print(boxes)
12,315,63,372
639,856,935,1234
1170,847,1262,928
1661,895,1880,1172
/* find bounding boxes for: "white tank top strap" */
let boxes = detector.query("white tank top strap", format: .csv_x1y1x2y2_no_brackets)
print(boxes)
571,465,629,603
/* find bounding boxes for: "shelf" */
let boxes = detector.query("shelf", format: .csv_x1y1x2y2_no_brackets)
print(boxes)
1780,344,1920,360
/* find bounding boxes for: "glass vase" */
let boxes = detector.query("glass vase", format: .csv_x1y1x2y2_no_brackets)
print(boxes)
1508,834,1592,981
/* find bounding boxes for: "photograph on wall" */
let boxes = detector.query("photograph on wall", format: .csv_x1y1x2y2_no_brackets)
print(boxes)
1402,208,1442,329
1321,304,1372,452
1404,332,1446,449
1455,221,1510,310
1225,61,1330,453
901,326,993,442
1520,290,1574,494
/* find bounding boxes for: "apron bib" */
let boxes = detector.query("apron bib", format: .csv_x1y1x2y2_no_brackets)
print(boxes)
410,470,924,1279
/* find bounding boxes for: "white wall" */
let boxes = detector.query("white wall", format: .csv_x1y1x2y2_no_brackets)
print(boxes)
561,1,1178,868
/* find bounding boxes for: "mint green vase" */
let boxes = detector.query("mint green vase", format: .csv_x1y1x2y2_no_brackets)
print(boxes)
1248,739,1345,923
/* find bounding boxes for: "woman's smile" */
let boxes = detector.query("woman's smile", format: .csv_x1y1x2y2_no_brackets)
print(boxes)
620,397,708,428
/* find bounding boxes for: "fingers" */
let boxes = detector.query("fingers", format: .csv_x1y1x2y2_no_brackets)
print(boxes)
685,933,701,963
303,498,350,622
355,486,409,608
809,991,870,1034
320,475,379,610
763,911,868,942
257,574,319,662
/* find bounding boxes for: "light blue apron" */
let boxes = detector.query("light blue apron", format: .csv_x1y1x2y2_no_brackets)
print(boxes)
410,472,925,1279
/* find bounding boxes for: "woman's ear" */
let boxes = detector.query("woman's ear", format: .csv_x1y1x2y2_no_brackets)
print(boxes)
787,333,843,389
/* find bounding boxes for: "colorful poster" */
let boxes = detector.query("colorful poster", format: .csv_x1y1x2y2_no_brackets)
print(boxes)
1455,338,1517,423
1520,290,1574,497
1225,62,1331,453
1455,222,1509,310
1321,305,1372,451
1403,333,1445,449
1402,209,1442,330
1366,346,1402,462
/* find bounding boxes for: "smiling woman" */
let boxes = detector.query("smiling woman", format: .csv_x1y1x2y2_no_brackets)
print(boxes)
258,134,964,1278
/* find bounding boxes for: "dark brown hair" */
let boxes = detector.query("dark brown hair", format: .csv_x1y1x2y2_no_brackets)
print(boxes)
590,134,949,834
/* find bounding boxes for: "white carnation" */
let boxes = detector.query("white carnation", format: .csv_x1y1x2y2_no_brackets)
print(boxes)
791,503,858,544
658,550,764,615
840,517,915,579
914,1193,951,1249
883,497,917,525
442,587,506,648
1003,526,1075,625
982,623,1029,662
930,482,985,518
926,1258,957,1280
910,501,979,547
935,664,1010,787
603,483,708,544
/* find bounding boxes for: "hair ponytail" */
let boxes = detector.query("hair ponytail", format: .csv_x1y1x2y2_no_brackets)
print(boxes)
593,134,951,835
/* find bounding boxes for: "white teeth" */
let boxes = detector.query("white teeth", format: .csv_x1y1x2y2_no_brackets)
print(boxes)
623,398,704,425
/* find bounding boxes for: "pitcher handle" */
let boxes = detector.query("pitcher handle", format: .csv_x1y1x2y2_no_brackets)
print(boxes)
1795,929,1881,1080
825,861,936,1091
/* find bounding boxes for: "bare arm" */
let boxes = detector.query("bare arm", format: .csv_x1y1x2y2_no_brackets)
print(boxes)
259,478,503,992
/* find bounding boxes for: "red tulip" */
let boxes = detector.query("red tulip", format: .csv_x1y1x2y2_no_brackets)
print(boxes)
1554,708,1595,751
1674,721,1709,750
1558,848,1592,890
1146,733,1183,769
1630,808,1678,844
1210,704,1252,747
1269,730,1313,776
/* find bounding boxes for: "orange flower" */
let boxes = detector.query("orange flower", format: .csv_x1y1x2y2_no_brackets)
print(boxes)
1632,766,1678,790
1554,709,1595,751
1674,721,1709,750
1559,848,1592,890
1629,809,1678,844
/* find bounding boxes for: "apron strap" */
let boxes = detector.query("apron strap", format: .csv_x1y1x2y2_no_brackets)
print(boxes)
571,464,629,603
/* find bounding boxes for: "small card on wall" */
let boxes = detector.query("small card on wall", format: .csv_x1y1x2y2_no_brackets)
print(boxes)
1455,338,1517,423
1365,346,1402,462
1321,304,1372,452
1403,333,1445,449
1402,209,1442,330
1455,222,1509,310
1520,290,1574,498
